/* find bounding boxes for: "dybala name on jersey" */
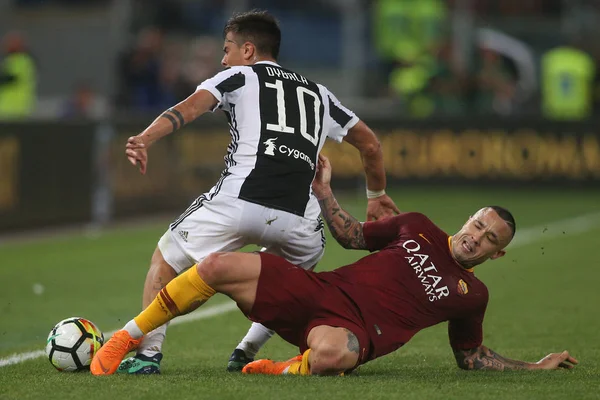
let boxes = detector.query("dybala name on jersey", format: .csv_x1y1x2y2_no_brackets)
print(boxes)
265,66,309,85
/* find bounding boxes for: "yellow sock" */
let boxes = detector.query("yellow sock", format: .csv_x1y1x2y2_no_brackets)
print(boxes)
134,265,216,334
285,349,311,375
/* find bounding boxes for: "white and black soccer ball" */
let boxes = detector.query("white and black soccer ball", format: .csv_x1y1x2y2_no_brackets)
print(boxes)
45,317,104,372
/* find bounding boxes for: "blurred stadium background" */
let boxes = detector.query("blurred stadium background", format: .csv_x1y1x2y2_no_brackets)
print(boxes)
0,1,599,399
0,0,598,232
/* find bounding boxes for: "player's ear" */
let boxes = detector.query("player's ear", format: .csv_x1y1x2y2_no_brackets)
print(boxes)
489,250,506,260
241,41,256,62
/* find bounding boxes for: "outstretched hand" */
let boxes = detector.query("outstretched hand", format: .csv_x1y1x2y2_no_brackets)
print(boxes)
366,195,400,221
125,136,149,175
535,351,578,370
312,154,333,200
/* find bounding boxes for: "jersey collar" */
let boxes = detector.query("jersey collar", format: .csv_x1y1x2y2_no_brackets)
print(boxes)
448,236,474,273
255,61,281,67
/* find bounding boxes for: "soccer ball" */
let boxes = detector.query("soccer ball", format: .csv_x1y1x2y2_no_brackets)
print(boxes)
45,317,104,372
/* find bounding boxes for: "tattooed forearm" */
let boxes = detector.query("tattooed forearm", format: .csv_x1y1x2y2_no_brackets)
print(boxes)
453,346,533,371
318,194,366,250
159,107,186,132
344,329,360,354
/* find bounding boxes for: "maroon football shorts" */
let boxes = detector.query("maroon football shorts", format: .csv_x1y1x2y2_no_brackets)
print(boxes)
246,253,371,366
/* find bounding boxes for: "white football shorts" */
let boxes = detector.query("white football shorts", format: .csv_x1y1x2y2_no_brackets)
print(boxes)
158,192,326,274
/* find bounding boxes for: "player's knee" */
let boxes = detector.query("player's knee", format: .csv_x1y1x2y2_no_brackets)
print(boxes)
310,341,348,375
195,252,229,283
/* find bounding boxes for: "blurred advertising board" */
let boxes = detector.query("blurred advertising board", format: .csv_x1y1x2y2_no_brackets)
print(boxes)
0,122,93,232
0,118,597,232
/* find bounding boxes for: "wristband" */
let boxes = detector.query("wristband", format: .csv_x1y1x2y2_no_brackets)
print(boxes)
366,189,386,199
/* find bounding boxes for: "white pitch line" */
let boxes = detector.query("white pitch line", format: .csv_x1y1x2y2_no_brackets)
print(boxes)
508,211,600,248
0,302,238,368
0,349,46,367
1,211,599,369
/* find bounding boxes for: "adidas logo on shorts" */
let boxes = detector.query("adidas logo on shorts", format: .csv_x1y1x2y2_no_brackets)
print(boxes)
178,230,189,242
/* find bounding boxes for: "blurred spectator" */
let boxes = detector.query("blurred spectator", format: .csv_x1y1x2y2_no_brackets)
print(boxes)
157,39,188,106
116,27,165,112
541,42,596,120
62,82,107,120
374,0,448,116
474,47,517,115
0,31,37,119
116,28,223,113
388,51,436,117
425,40,469,116
179,37,221,95
473,0,562,16
374,0,447,68
131,0,186,34
475,28,538,113
373,0,414,75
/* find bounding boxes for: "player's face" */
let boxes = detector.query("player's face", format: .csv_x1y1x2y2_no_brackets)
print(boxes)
451,208,513,268
221,32,256,67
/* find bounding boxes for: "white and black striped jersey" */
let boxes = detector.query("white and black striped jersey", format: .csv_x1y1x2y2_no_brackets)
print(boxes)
196,61,359,219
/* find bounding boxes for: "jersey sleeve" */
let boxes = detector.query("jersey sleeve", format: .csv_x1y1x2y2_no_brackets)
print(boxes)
321,85,359,143
363,212,426,251
447,295,488,350
196,67,247,112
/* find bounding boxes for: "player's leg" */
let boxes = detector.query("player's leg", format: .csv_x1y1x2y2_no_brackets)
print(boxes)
227,214,325,371
227,246,280,371
118,246,179,374
116,193,247,374
227,320,273,371
116,226,199,374
304,325,361,375
135,252,262,329
91,252,261,376
241,325,360,376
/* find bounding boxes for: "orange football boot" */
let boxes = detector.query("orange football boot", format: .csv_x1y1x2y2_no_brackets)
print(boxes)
242,354,303,375
286,355,303,363
90,330,141,376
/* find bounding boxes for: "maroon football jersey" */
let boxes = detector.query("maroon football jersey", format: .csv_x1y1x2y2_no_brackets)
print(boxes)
317,212,488,360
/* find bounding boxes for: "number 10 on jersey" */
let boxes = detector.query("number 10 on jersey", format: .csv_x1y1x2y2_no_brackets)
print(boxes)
264,79,321,146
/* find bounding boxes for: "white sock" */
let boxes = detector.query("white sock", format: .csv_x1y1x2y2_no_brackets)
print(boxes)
136,323,168,357
236,322,275,358
123,319,144,340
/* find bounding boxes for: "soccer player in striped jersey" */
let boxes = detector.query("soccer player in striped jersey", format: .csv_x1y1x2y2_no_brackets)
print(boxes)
120,10,399,374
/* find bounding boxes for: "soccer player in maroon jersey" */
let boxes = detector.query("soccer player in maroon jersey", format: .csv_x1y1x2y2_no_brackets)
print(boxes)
92,155,578,376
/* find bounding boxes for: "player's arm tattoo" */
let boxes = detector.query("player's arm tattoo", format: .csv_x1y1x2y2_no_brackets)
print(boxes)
344,329,360,355
159,107,186,133
318,194,367,250
453,346,533,371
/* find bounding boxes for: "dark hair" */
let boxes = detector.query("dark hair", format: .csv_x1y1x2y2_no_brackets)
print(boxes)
486,206,516,238
223,10,281,59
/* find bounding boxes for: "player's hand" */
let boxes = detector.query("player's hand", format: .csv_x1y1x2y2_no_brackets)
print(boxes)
312,154,333,199
366,195,400,221
534,351,578,370
125,136,149,175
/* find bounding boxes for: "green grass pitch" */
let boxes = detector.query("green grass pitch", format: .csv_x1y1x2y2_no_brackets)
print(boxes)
0,185,599,400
